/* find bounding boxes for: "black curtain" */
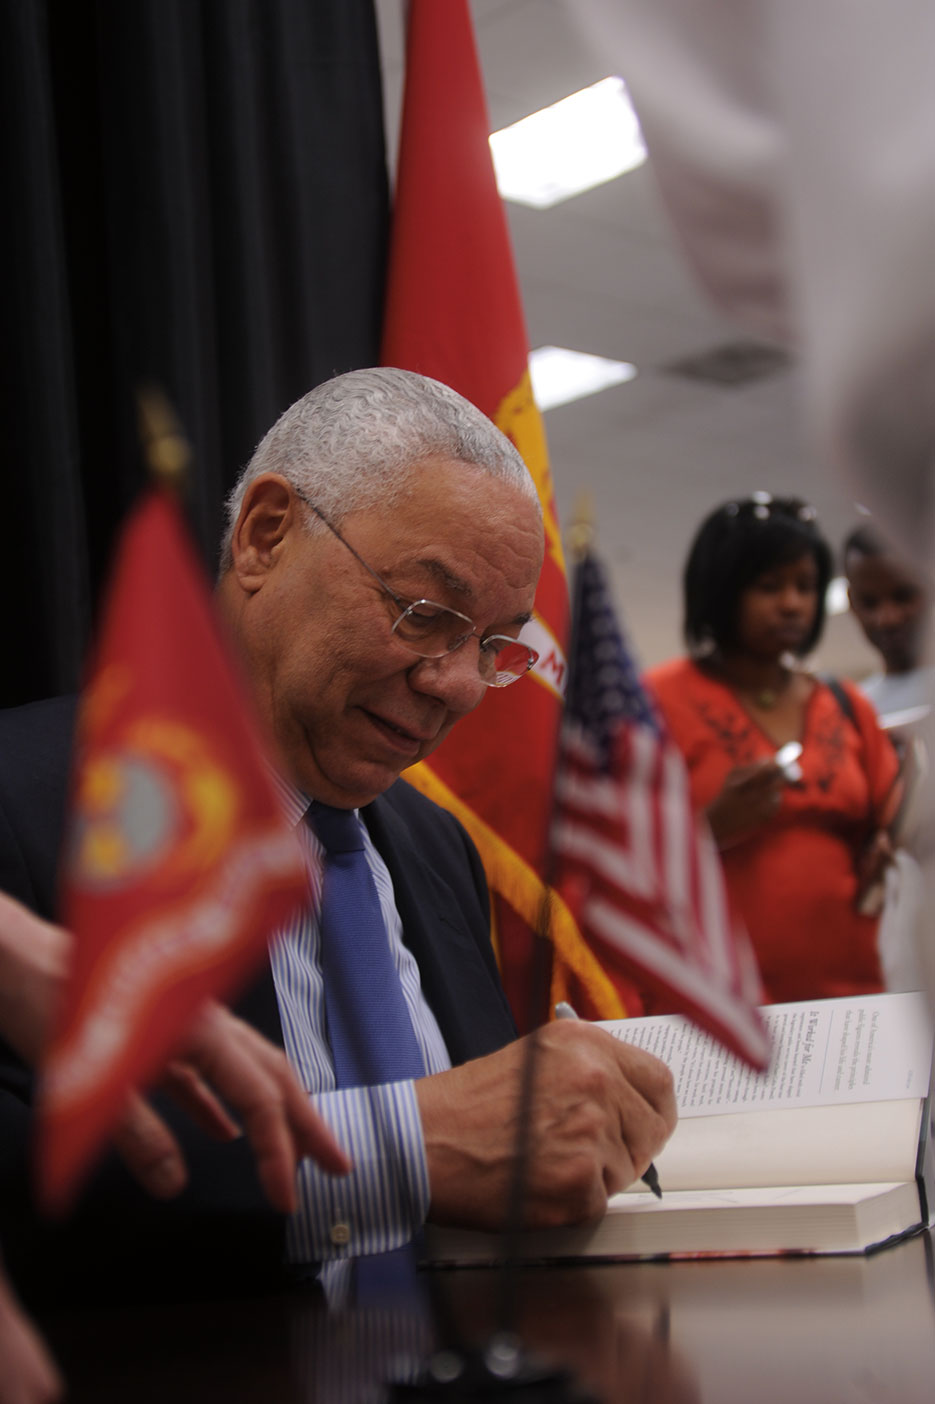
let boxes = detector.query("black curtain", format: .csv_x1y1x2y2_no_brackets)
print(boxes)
1,0,389,707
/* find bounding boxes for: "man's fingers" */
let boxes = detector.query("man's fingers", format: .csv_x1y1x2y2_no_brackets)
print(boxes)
609,1056,676,1190
111,1093,188,1199
566,1026,677,1189
419,1020,678,1233
613,1035,679,1127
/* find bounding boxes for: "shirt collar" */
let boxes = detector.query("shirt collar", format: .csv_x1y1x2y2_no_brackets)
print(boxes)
266,765,360,829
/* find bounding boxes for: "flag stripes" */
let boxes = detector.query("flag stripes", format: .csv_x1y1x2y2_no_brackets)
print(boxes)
551,549,770,1069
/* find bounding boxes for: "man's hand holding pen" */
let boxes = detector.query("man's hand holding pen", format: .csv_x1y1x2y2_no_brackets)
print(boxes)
555,1000,664,1198
416,1019,677,1232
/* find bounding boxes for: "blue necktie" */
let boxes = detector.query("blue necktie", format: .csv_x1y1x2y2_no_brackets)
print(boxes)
308,803,425,1088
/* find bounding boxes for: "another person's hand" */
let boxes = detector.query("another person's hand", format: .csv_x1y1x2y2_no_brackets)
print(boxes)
855,828,896,915
415,1019,676,1231
0,1266,63,1404
0,893,68,1066
113,1002,351,1211
705,760,786,847
0,891,351,1212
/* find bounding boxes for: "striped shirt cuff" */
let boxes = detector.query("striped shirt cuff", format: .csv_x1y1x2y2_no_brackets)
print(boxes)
286,1079,430,1263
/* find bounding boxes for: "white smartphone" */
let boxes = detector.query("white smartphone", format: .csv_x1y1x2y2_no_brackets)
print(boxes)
774,740,803,782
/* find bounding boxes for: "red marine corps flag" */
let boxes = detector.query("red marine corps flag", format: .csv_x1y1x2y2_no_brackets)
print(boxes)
382,0,623,1024
36,407,308,1212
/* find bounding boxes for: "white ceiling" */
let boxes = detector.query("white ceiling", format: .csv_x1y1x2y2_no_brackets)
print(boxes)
375,0,879,680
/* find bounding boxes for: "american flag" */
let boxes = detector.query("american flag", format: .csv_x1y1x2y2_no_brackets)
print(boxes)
550,549,771,1069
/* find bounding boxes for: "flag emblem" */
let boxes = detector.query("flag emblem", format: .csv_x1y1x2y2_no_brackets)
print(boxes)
69,712,237,890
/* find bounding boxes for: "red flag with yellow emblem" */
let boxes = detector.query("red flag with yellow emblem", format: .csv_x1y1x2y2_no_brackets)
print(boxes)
381,0,626,1025
36,488,308,1212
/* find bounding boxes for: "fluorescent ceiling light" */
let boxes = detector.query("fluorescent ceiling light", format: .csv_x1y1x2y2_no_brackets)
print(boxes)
490,76,647,209
826,576,850,616
529,346,637,411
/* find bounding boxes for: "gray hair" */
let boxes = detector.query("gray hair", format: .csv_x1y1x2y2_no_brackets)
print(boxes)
219,367,539,572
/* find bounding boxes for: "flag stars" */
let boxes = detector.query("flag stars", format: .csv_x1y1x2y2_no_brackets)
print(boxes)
565,555,661,757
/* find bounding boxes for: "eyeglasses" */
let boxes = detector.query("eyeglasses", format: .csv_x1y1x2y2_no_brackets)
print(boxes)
723,492,818,524
292,489,539,688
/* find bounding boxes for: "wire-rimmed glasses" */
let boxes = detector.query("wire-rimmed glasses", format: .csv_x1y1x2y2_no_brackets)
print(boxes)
292,489,539,688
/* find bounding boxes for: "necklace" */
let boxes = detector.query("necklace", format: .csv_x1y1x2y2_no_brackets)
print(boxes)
706,657,793,708
753,687,780,709
729,669,791,709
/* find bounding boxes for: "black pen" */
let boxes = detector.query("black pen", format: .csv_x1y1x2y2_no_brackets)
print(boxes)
554,1001,663,1199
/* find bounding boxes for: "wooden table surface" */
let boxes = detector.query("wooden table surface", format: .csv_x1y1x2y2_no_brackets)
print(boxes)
37,1231,935,1403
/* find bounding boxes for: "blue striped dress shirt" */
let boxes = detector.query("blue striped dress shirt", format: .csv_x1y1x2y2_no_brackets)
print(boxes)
268,776,451,1266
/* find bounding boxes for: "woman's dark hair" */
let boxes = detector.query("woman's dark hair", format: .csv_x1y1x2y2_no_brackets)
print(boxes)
683,494,834,656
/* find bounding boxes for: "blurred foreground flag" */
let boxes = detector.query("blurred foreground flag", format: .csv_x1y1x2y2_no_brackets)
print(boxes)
552,547,771,1069
36,487,307,1212
382,0,622,1024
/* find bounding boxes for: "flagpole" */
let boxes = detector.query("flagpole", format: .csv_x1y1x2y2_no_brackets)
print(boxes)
396,522,592,1401
498,497,668,1343
494,498,594,1337
136,383,191,499
521,493,593,1031
566,492,595,565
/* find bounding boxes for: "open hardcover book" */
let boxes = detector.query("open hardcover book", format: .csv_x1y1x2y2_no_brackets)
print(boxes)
423,992,935,1265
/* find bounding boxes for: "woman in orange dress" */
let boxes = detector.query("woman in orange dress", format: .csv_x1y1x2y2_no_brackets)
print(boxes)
646,495,899,1003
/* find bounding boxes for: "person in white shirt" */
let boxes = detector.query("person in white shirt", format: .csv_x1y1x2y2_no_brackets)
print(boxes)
844,526,934,994
844,526,934,725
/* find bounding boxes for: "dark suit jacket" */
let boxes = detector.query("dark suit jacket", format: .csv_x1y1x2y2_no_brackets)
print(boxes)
0,696,516,1305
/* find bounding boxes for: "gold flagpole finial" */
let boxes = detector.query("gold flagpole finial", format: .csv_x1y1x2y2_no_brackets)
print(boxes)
136,384,191,496
567,491,595,561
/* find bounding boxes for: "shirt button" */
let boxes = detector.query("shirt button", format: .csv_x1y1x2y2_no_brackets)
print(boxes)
330,1222,351,1247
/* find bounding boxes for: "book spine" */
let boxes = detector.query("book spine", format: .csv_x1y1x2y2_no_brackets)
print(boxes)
915,1061,935,1226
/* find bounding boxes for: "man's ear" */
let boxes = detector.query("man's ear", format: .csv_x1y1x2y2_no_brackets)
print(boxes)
229,475,305,591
